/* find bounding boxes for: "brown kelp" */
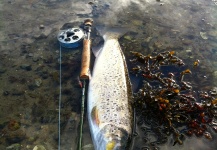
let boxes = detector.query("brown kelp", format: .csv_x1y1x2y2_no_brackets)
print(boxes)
130,51,217,148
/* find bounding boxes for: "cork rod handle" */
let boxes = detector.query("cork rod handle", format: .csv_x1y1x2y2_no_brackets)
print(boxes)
80,39,91,79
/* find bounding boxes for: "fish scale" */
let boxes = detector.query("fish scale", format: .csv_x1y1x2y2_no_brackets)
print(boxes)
88,31,133,150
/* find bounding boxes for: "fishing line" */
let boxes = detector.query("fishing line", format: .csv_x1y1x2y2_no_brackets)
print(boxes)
58,45,62,150
57,27,85,149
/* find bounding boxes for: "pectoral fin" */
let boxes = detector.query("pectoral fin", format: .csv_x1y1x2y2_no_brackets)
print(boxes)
91,106,100,125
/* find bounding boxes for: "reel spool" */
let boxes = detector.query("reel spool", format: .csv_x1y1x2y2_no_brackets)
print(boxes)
57,28,84,48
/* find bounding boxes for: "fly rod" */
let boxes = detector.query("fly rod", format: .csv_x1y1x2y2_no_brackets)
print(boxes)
78,18,93,150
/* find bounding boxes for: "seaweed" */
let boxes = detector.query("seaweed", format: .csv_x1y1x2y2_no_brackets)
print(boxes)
130,51,217,147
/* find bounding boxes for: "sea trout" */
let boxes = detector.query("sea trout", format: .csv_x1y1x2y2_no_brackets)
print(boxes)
88,28,133,150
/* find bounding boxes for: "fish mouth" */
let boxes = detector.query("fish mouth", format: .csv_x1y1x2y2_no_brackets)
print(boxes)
97,135,123,150
95,124,130,150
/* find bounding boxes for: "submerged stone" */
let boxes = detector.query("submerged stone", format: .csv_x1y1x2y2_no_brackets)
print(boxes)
7,120,21,131
144,37,152,43
39,24,45,30
5,129,26,144
82,144,94,150
35,78,42,87
210,87,217,96
28,53,34,57
33,56,39,62
20,64,32,71
123,35,132,41
33,145,46,150
200,32,208,40
208,30,217,38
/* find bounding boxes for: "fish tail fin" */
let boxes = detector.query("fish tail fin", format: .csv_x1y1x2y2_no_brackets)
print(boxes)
96,26,128,40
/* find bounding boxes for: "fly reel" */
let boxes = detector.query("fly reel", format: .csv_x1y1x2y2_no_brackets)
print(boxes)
57,27,84,48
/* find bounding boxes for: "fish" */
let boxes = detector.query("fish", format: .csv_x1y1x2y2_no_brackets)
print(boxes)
87,28,133,150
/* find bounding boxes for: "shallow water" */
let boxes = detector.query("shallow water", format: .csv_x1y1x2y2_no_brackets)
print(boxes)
0,0,217,150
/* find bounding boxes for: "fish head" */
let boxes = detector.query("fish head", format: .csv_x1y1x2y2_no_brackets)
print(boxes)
96,124,130,150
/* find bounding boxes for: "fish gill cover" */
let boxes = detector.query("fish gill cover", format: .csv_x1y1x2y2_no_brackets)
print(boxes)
129,50,217,149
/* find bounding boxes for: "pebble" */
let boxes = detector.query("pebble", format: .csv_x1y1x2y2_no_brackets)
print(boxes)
27,136,36,143
35,78,42,87
82,144,94,150
186,49,192,53
186,49,193,55
208,30,217,38
20,44,31,52
123,35,132,41
5,129,26,143
153,41,163,49
210,87,217,96
144,37,152,43
26,145,31,149
39,24,45,30
204,131,212,140
20,64,32,71
33,145,46,150
33,56,39,62
7,120,20,131
6,143,21,150
28,53,34,57
200,32,208,40
88,1,94,5
182,39,192,45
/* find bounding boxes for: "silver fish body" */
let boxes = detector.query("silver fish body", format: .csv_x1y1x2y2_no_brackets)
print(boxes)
88,30,133,150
